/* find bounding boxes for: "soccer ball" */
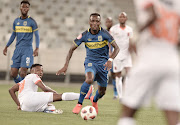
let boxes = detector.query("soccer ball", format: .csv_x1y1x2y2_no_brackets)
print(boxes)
80,106,97,120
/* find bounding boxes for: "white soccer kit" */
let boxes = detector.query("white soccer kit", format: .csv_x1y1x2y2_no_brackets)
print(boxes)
18,74,53,112
122,0,180,111
110,24,133,72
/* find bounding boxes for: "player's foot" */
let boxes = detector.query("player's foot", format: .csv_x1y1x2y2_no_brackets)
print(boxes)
113,96,118,100
72,104,82,114
44,109,63,114
85,85,94,99
90,96,98,114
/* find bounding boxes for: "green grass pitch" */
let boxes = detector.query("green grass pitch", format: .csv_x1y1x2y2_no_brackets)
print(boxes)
0,82,167,125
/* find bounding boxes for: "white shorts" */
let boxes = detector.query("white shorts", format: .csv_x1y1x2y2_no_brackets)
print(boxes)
122,39,180,111
20,92,53,112
113,54,132,73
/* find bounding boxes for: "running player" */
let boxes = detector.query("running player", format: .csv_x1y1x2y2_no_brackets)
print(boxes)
3,0,40,84
9,64,93,113
105,17,118,99
110,12,133,100
56,13,119,114
118,0,180,125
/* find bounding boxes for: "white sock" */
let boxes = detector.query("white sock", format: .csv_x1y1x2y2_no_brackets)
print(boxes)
62,92,80,101
117,118,136,125
116,77,123,99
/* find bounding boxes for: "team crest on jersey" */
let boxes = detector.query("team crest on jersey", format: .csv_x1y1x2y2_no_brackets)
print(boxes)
17,22,20,25
88,63,92,67
23,21,27,26
98,36,102,41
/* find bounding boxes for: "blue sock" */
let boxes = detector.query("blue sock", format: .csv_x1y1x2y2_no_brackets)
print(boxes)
13,74,22,84
93,90,104,102
78,82,91,104
112,79,118,96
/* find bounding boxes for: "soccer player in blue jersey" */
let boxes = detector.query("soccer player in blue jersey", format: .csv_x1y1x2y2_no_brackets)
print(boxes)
56,13,119,114
3,0,40,84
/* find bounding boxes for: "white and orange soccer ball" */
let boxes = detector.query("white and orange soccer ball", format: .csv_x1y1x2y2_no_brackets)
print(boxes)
80,106,97,120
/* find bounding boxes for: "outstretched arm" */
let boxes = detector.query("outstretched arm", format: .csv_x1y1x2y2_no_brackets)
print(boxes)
36,81,57,93
9,84,21,110
56,44,78,75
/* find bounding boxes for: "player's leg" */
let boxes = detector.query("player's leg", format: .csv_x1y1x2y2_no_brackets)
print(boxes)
115,71,123,100
19,67,28,80
10,68,22,83
72,71,94,114
117,105,137,125
111,71,118,99
164,110,179,125
53,93,80,101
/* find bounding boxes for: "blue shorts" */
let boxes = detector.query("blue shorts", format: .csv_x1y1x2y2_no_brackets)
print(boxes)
84,62,109,87
11,47,33,69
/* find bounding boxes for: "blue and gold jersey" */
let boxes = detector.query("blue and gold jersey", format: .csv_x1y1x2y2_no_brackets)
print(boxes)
12,16,38,48
74,27,115,64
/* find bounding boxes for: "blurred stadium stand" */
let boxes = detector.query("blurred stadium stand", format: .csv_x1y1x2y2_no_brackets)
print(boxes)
0,0,137,83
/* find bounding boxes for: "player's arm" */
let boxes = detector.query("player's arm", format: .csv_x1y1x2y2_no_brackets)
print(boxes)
3,32,16,56
129,38,137,54
104,41,119,71
9,84,21,110
33,30,40,57
36,81,57,93
56,44,78,75
139,3,156,32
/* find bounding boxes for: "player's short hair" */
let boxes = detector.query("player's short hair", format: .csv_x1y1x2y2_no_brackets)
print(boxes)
21,0,30,6
30,64,42,70
90,13,101,19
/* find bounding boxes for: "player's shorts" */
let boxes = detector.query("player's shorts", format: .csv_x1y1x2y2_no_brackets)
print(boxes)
84,61,108,87
122,39,180,111
113,54,132,73
11,47,34,69
20,92,53,112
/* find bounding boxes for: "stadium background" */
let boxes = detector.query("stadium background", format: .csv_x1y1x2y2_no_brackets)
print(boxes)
0,0,137,83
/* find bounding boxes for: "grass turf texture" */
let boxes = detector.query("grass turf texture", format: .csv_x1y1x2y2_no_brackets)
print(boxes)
0,83,166,125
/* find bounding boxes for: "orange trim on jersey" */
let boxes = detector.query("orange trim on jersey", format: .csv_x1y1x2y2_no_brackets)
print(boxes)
149,6,179,45
144,2,153,9
35,79,42,84
18,80,25,93
119,26,126,30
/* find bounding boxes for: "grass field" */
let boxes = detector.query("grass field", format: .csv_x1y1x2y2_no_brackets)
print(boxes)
0,81,167,125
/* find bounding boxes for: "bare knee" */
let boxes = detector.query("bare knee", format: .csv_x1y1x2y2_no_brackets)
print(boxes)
10,71,18,78
85,78,93,84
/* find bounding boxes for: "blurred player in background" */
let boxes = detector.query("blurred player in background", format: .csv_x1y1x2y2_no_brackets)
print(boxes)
9,64,93,114
3,0,40,84
118,0,180,125
105,17,118,99
110,12,134,100
56,13,119,114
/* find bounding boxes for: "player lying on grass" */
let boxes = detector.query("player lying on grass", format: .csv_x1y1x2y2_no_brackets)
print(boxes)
9,64,93,114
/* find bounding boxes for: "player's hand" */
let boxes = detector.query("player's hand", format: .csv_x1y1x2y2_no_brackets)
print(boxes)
3,47,8,56
17,106,21,110
33,48,39,57
104,61,112,71
56,66,68,75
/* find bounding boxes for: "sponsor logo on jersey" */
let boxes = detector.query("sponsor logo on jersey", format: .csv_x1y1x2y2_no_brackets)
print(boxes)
88,38,92,41
15,26,32,33
85,40,108,49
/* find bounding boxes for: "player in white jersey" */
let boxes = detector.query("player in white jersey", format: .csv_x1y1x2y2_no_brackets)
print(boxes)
117,0,180,125
9,64,93,113
110,12,133,100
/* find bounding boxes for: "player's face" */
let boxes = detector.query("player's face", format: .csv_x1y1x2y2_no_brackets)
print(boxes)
119,14,127,24
105,19,113,29
89,15,101,32
33,66,43,78
20,3,29,16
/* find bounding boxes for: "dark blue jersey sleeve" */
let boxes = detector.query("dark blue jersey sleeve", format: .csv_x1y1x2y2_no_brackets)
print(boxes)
73,30,87,47
103,29,115,44
30,17,38,32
